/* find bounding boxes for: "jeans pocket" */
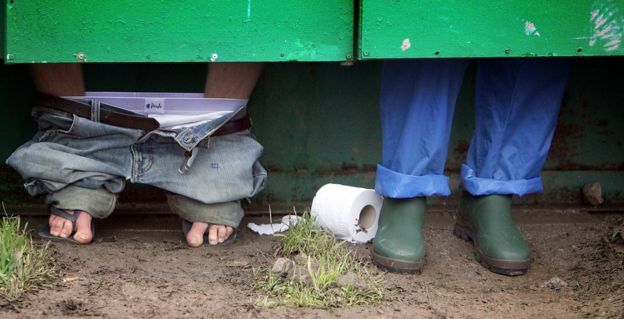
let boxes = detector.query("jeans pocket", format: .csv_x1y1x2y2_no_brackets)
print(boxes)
36,111,79,142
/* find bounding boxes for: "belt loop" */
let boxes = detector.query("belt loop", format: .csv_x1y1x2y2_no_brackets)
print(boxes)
90,99,101,123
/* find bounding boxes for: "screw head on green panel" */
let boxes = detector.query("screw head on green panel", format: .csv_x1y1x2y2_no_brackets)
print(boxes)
75,52,87,62
504,48,511,55
362,50,369,56
6,54,14,60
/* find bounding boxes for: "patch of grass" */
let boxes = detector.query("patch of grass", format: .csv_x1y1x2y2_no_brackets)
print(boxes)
0,214,55,301
255,209,383,308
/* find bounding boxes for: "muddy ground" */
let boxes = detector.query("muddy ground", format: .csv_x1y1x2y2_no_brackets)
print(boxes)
1,208,623,319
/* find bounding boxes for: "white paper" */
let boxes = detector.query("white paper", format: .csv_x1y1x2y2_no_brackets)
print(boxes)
63,92,247,130
311,184,383,243
247,215,301,236
150,111,231,128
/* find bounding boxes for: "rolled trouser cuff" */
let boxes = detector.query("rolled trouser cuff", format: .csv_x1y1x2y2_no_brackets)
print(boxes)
47,185,118,219
375,164,451,198
167,193,243,228
461,164,544,196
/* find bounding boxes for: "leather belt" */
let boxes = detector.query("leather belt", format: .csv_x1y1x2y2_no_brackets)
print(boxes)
36,94,251,136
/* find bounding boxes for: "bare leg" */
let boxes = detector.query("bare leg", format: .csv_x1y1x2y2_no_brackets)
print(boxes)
186,62,263,247
203,62,264,99
31,64,93,243
30,64,85,96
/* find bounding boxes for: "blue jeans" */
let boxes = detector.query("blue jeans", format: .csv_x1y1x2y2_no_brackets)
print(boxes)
375,58,571,198
6,107,267,227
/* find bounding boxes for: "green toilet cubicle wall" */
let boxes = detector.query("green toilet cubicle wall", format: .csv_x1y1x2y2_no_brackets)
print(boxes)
4,1,624,62
359,0,624,59
2,1,354,63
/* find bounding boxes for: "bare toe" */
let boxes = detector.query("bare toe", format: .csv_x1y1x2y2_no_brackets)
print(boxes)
59,218,74,238
208,225,220,245
50,215,63,236
217,226,228,243
186,221,209,247
208,225,234,245
48,215,57,236
73,211,93,244
225,226,234,239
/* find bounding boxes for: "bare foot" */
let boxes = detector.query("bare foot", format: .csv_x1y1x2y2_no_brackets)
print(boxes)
185,221,235,247
48,210,93,244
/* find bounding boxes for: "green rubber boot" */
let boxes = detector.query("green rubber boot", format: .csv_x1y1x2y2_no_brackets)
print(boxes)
372,197,426,273
454,192,530,276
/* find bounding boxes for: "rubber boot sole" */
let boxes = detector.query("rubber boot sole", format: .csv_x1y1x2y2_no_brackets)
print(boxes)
453,219,528,276
371,249,424,273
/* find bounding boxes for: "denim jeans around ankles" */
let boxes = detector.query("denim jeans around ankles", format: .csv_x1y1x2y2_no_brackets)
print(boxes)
6,107,267,224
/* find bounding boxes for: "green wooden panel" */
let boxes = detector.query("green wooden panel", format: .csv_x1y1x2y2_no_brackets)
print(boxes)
1,2,5,58
4,0,353,63
360,0,624,59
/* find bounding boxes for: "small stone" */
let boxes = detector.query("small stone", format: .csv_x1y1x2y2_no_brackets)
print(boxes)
289,264,313,286
271,258,294,277
582,182,604,206
289,260,320,287
543,276,568,290
335,272,369,291
293,253,308,264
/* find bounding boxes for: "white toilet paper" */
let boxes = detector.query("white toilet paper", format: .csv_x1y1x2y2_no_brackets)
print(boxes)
247,215,302,235
311,184,383,243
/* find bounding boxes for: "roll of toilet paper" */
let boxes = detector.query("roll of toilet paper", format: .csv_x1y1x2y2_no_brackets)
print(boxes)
311,183,383,243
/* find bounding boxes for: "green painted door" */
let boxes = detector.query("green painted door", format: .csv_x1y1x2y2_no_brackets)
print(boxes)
4,0,354,63
359,0,624,59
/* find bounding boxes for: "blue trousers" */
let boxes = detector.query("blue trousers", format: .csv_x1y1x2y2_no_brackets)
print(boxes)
375,58,571,198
